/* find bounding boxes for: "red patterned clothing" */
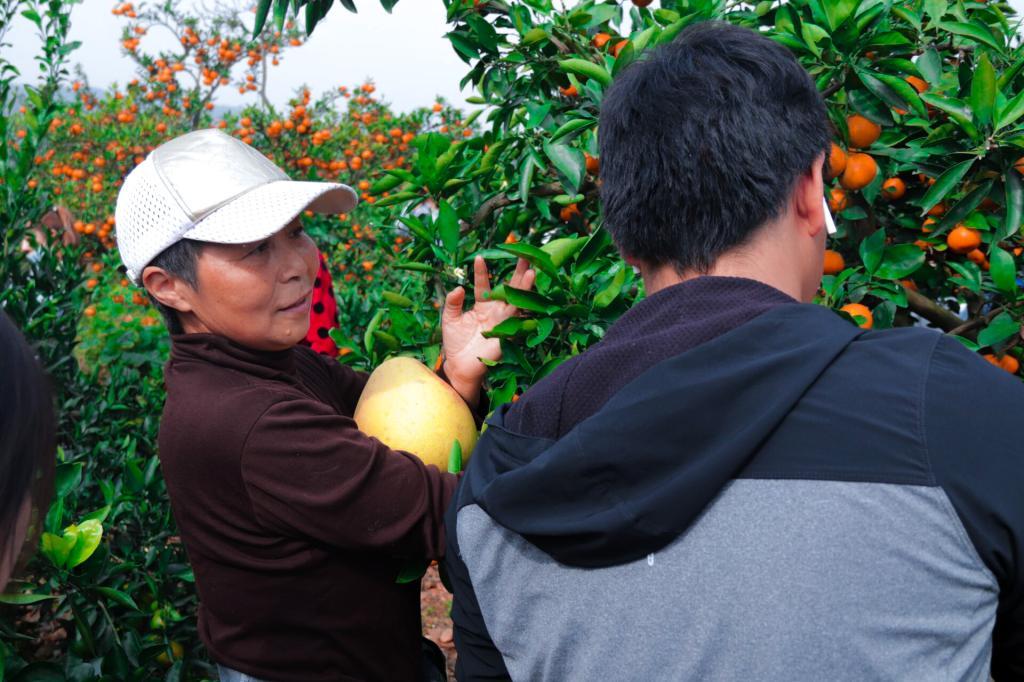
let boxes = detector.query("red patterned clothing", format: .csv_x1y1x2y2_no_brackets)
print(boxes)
301,253,340,357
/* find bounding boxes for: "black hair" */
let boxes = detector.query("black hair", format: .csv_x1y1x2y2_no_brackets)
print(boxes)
0,309,55,578
144,238,203,335
598,21,831,273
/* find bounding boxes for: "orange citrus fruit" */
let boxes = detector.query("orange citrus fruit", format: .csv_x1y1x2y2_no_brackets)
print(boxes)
823,249,845,275
840,302,873,329
828,187,849,213
947,226,982,254
905,76,928,93
840,153,878,191
827,143,847,179
881,177,906,200
847,114,881,148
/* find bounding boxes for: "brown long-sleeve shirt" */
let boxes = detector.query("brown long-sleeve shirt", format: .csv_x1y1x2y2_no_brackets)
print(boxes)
159,334,458,681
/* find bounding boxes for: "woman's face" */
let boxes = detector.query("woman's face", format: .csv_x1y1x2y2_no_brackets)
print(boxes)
175,220,320,350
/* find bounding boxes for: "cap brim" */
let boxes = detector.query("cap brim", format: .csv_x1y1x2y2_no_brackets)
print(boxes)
182,180,358,245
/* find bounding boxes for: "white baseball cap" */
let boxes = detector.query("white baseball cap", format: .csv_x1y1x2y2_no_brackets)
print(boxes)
115,128,357,283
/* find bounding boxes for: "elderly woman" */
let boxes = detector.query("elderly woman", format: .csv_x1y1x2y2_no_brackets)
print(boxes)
0,310,55,590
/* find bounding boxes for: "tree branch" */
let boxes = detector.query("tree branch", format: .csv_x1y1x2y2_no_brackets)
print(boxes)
462,182,582,234
820,79,845,99
903,285,964,332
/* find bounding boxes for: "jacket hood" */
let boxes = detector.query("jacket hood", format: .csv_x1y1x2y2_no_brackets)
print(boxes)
456,303,865,568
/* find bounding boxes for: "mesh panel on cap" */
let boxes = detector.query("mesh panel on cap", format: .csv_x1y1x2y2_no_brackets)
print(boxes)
115,158,192,283
182,180,355,244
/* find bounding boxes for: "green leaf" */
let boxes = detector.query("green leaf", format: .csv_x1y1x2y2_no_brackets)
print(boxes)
521,27,547,45
923,0,948,23
978,312,1019,347
393,261,436,273
273,0,289,31
364,309,385,354
919,159,975,216
381,291,414,308
823,0,858,30
482,318,537,339
938,21,1003,52
369,173,404,194
988,245,1018,294
656,17,691,46
1000,170,1023,241
875,245,925,280
558,58,611,87
849,88,894,126
527,318,556,348
542,142,585,193
0,592,58,605
253,0,273,35
917,47,942,85
395,560,429,584
95,587,140,611
612,41,636,76
518,155,536,202
373,190,421,208
40,531,75,569
920,93,979,138
933,181,992,235
550,118,595,142
800,22,829,58
875,72,928,118
859,229,887,275
953,336,980,351
858,68,925,118
970,53,997,129
436,201,460,256
448,439,463,475
66,519,102,569
948,260,983,293
498,243,557,278
999,55,1024,92
594,265,627,308
372,331,399,351
541,237,587,268
20,9,41,27
999,90,1024,133
54,462,83,498
492,285,558,314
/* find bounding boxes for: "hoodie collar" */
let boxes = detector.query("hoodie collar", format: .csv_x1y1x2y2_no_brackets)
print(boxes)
601,276,796,344
458,303,865,568
169,333,296,379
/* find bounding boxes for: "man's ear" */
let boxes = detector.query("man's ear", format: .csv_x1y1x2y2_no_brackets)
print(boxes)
796,151,827,238
141,266,194,314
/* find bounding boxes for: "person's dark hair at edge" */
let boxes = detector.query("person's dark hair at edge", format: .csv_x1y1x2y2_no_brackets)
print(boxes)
599,21,831,273
146,238,202,334
0,309,55,573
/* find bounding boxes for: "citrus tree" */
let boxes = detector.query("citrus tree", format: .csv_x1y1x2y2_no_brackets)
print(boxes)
263,0,1024,389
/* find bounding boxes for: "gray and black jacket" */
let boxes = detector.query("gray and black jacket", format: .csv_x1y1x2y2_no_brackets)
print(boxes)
445,277,1024,681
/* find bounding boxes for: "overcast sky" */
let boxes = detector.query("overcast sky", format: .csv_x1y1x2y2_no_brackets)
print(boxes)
5,1,472,113
6,1,1024,113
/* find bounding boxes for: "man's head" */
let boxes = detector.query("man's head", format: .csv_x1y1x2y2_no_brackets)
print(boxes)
599,21,832,301
115,129,356,349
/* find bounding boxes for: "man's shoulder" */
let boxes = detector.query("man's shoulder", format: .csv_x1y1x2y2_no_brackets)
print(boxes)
502,354,583,438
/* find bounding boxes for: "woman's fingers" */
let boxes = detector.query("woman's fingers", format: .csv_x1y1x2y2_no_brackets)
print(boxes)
473,256,491,298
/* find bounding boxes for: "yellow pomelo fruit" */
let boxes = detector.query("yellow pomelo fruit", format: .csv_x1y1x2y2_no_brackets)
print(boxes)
354,356,478,470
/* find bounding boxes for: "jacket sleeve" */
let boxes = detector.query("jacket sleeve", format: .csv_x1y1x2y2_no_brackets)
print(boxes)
925,336,1024,680
241,395,457,560
445,496,511,681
